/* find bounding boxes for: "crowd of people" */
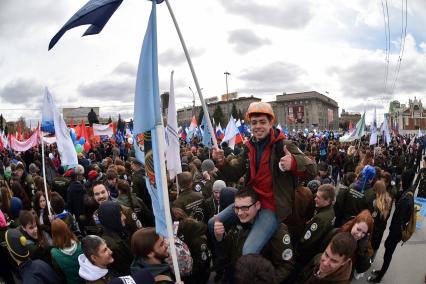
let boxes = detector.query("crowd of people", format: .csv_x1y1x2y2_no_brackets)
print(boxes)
0,101,424,284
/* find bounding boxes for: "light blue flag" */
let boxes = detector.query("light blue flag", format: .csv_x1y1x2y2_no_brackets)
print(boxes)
201,115,212,148
133,0,167,237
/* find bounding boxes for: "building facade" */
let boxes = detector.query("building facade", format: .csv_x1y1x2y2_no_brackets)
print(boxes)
176,95,261,125
339,109,361,130
388,98,426,133
63,107,100,125
270,91,339,130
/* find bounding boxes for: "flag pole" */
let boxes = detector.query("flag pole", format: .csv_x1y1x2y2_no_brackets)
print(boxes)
155,124,181,282
40,129,53,219
164,0,218,148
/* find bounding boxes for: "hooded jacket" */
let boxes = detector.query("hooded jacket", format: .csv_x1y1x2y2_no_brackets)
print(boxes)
78,254,115,283
51,241,85,284
98,201,132,276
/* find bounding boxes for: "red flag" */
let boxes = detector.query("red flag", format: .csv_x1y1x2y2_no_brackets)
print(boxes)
235,133,243,144
81,120,89,141
70,117,74,129
349,120,353,131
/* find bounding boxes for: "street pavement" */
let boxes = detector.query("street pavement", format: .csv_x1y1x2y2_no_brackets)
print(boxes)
352,196,426,284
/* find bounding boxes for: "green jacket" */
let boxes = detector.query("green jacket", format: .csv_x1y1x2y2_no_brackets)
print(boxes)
297,254,352,284
51,242,85,284
218,131,317,220
297,205,335,264
221,222,295,283
173,189,205,222
334,184,375,227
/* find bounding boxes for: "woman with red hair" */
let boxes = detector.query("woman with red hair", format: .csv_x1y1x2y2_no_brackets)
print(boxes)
341,209,374,276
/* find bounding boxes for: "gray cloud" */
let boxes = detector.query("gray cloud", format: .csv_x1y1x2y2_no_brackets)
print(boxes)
78,79,134,101
219,0,313,29
228,29,271,53
159,47,205,66
330,54,426,100
112,62,137,77
0,78,43,105
239,61,306,85
0,0,68,37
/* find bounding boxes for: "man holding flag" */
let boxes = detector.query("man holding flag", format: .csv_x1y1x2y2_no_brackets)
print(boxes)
211,102,317,255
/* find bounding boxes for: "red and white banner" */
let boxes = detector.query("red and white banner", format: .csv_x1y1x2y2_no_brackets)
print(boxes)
9,130,40,152
93,123,113,137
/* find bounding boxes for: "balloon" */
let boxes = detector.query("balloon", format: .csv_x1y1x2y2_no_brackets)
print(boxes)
127,137,133,144
79,137,85,145
83,141,91,152
75,144,83,153
69,128,76,142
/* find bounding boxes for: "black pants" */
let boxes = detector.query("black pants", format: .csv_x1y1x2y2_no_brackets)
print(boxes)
377,230,402,279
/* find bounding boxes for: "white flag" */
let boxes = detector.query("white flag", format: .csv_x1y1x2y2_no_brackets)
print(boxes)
222,116,239,150
165,71,182,180
93,123,113,137
369,108,377,145
42,88,78,167
380,115,392,145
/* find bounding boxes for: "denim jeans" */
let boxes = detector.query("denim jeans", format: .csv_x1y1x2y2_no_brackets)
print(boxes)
208,203,280,254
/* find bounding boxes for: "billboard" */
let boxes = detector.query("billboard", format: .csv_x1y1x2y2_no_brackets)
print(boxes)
288,106,304,123
328,109,334,122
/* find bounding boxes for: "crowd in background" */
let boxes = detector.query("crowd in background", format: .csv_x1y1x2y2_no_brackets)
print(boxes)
0,106,425,284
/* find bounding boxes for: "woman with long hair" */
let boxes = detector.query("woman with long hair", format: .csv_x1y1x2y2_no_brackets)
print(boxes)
33,191,52,234
341,209,374,276
0,180,13,218
50,218,84,284
10,181,31,210
371,180,392,253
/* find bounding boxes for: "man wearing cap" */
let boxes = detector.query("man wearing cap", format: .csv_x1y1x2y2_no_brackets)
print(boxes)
205,180,226,220
193,159,218,199
211,101,316,254
5,228,60,284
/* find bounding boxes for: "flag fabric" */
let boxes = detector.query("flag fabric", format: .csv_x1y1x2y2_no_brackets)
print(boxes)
216,123,224,140
380,115,392,145
132,0,168,237
369,108,377,146
165,71,182,180
201,114,213,148
276,124,282,131
417,128,423,138
41,88,78,167
93,123,114,137
187,116,198,139
348,120,353,131
9,131,39,152
80,120,89,141
69,117,74,129
340,112,365,143
49,0,124,50
222,116,240,150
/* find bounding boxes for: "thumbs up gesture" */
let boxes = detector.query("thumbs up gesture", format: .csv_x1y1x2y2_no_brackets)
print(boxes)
214,216,225,241
279,145,293,172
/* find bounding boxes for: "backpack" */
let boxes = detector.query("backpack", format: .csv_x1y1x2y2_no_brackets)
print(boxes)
401,192,416,242
165,222,193,276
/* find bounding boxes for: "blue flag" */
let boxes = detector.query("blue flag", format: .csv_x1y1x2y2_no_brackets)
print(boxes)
49,0,124,50
133,0,168,237
201,115,212,148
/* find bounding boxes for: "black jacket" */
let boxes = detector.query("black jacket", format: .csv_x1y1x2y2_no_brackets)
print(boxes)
19,259,60,284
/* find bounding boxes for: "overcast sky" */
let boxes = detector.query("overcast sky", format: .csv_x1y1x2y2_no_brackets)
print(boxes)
1,0,426,125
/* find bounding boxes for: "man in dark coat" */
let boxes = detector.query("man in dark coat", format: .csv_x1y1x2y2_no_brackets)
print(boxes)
98,201,132,276
131,159,152,211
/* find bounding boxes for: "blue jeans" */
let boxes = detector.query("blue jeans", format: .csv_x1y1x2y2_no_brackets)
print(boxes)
208,203,280,254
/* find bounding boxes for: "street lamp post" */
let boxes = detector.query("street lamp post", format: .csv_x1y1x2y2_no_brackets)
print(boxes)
224,71,231,117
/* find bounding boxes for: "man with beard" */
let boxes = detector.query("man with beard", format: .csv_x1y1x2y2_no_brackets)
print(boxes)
91,181,142,234
130,227,174,282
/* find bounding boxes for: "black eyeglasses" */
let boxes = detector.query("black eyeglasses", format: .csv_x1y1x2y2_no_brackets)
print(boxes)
233,202,257,213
